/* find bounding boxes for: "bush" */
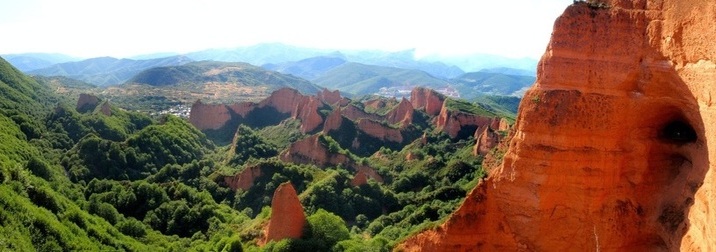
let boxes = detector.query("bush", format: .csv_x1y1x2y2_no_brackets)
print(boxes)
116,218,147,238
305,209,350,250
221,236,243,252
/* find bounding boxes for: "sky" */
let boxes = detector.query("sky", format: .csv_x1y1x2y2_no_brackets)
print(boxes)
0,0,569,59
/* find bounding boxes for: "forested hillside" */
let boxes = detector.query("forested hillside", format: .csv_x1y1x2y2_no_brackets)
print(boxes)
0,56,510,251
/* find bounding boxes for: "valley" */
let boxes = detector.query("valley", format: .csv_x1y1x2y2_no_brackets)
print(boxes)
0,44,519,251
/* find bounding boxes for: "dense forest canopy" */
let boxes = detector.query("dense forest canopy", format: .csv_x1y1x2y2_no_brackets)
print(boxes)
0,56,511,251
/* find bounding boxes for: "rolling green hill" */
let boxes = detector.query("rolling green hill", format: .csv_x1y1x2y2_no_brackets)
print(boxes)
313,62,449,96
450,71,536,97
127,61,322,95
29,56,193,87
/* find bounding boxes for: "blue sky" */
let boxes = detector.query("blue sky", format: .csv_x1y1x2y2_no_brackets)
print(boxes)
0,0,569,59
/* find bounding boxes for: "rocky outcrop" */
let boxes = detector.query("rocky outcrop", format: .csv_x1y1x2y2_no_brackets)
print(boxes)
435,105,494,139
223,165,262,191
341,104,383,122
473,126,500,156
496,118,510,131
410,87,445,116
316,88,342,105
265,182,306,242
400,1,716,251
356,119,403,143
76,93,101,113
281,135,384,185
386,98,414,126
258,88,325,133
99,101,112,116
189,100,235,130
280,135,350,167
322,108,344,133
350,167,385,187
189,88,325,133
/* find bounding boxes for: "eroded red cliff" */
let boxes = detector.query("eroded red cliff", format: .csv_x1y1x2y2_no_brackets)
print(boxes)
386,98,414,126
399,0,716,251
473,126,500,156
76,93,101,113
265,182,306,242
189,100,235,130
435,104,495,139
223,165,262,191
317,88,342,106
410,87,445,116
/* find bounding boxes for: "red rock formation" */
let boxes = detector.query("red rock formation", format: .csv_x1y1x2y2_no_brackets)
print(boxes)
259,88,325,133
410,87,445,116
223,165,262,191
341,104,383,122
386,98,414,126
281,135,385,186
473,126,500,156
189,88,325,132
497,118,510,131
400,1,716,251
435,104,494,139
350,167,385,187
76,93,100,113
280,135,350,167
317,88,342,105
356,119,403,143
265,182,306,242
99,101,112,116
189,100,235,130
322,108,343,133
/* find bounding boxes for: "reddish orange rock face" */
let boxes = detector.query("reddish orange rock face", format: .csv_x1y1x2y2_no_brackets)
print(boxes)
265,182,306,242
399,1,716,251
410,87,445,117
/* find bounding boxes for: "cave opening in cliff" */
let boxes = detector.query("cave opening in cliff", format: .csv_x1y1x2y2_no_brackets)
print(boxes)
660,119,697,144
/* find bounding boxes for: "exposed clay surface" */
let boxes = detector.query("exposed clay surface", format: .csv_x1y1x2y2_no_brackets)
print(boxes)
223,165,262,191
317,88,342,105
435,104,495,139
473,126,500,156
410,87,445,116
76,93,101,113
386,98,414,126
400,0,716,251
265,182,305,242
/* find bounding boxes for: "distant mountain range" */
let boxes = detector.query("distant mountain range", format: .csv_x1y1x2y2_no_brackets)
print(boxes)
1,53,80,72
311,62,450,96
264,56,535,98
8,43,538,98
29,56,193,87
263,56,348,80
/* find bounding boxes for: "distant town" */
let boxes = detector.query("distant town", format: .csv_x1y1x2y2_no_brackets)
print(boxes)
376,85,460,98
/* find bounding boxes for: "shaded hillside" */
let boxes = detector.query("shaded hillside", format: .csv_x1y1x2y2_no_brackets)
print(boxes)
127,61,322,96
29,56,193,86
2,53,79,72
313,62,449,96
342,49,465,79
450,71,536,97
262,56,347,80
